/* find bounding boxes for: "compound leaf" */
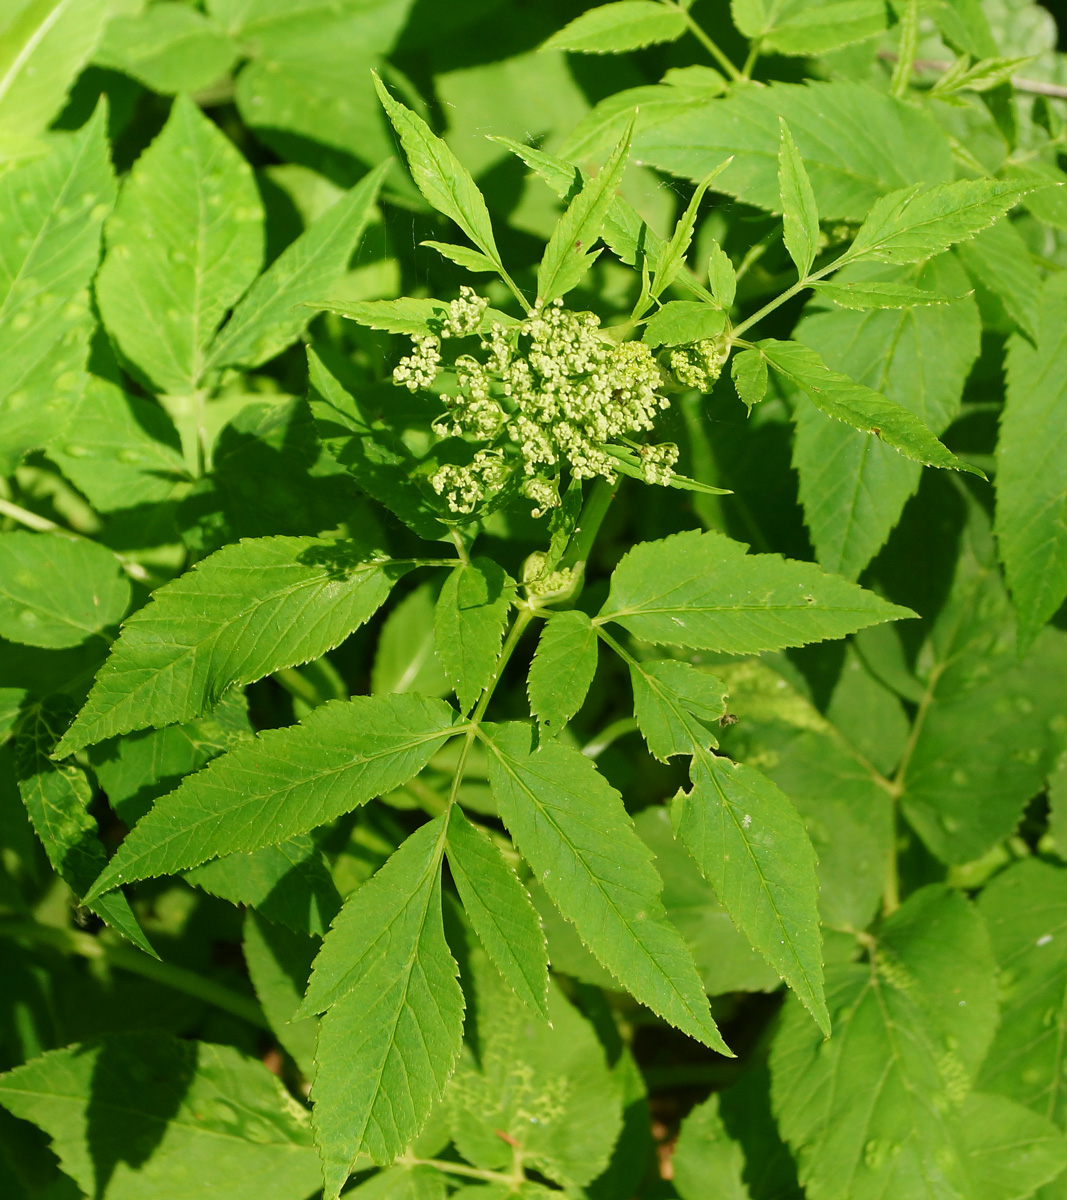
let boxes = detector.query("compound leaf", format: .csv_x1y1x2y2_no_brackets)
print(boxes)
527,609,599,732
300,817,463,1194
96,94,263,395
373,73,500,269
207,160,388,372
484,722,730,1054
57,536,406,755
537,119,633,305
792,259,980,579
435,558,514,713
598,528,912,653
445,807,549,1017
85,693,457,897
0,532,129,649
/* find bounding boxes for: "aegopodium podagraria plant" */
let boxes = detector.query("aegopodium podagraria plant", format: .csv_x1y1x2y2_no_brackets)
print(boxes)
5,3,1067,1199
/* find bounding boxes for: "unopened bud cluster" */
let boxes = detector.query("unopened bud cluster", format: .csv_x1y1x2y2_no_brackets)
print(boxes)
669,334,730,391
393,288,677,516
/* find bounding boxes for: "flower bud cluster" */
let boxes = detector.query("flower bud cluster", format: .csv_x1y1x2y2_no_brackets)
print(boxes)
392,290,677,517
669,333,730,391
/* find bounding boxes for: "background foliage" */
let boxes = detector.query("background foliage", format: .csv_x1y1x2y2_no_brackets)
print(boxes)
3,0,1067,1198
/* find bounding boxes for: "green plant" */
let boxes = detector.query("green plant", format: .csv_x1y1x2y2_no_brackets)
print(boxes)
3,1,1067,1198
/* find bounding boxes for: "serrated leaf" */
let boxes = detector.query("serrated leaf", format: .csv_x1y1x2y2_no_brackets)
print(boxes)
94,4,238,95
636,81,952,223
308,296,510,337
635,806,779,995
995,274,1067,651
300,817,463,1193
185,835,341,937
58,536,405,755
652,165,728,298
435,558,514,713
0,0,112,142
811,279,969,309
16,697,154,955
630,659,726,762
708,239,736,309
0,104,114,473
643,301,726,347
85,693,457,899
598,528,912,654
96,95,263,395
770,886,1067,1200
977,859,1067,1127
731,348,768,410
373,72,501,269
537,120,633,305
420,241,498,273
0,533,129,649
445,807,548,1017
778,120,818,277
0,1033,321,1200
792,258,981,579
483,722,730,1054
673,752,828,1033
527,610,598,732
761,337,982,476
542,2,687,53
207,161,389,372
845,178,1042,266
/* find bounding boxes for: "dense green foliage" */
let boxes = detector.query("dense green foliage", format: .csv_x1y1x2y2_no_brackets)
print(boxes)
3,0,1067,1197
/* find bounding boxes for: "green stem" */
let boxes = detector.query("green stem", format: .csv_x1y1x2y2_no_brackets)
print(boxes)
560,477,618,580
581,717,638,759
663,0,744,80
729,258,841,340
400,1154,547,1188
0,919,270,1030
741,40,761,79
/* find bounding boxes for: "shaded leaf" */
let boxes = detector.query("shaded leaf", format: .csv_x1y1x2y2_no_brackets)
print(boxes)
0,1033,320,1200
0,533,129,649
